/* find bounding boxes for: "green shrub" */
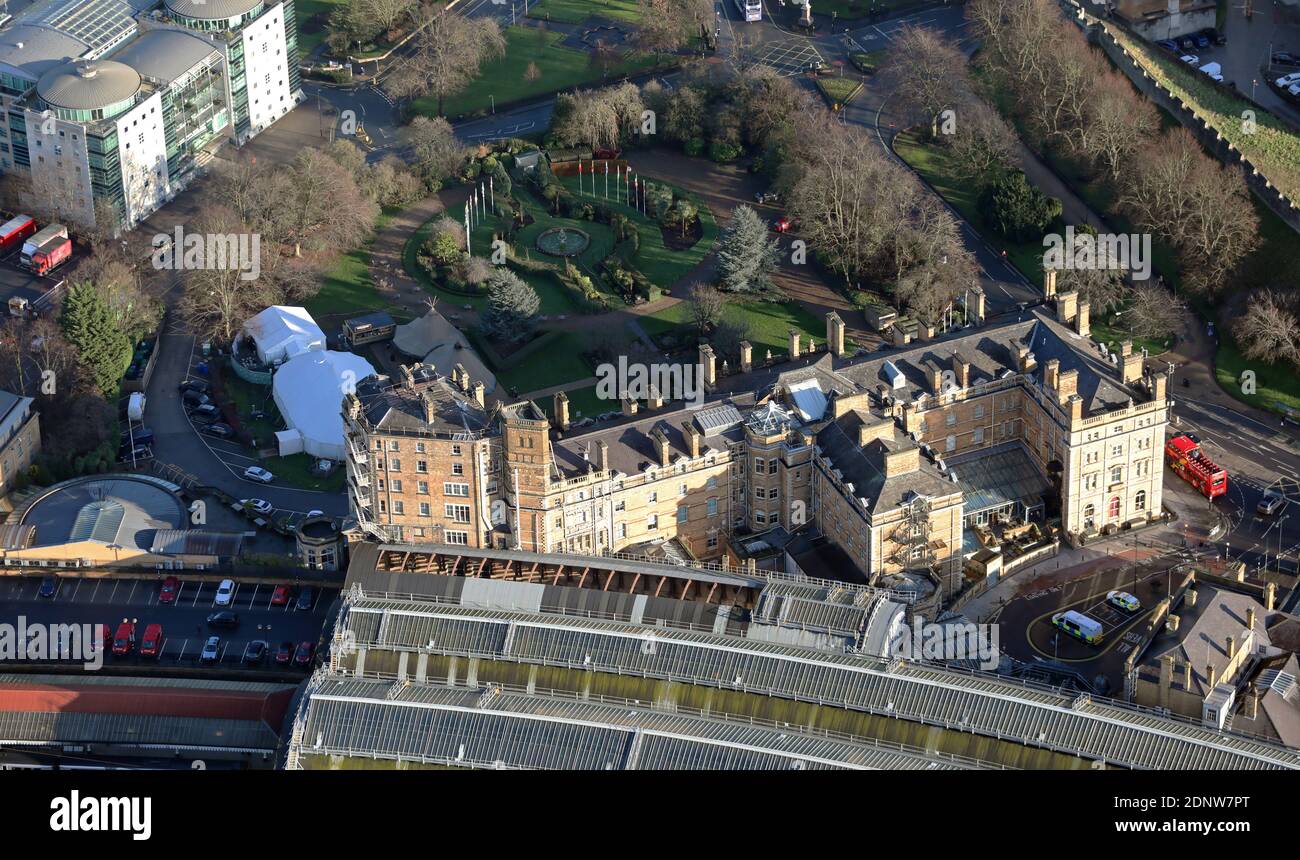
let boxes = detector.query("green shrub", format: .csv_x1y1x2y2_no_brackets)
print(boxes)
684,137,706,157
709,140,742,163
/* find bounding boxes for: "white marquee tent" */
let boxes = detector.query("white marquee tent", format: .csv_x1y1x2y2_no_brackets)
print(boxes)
272,351,377,460
241,306,326,365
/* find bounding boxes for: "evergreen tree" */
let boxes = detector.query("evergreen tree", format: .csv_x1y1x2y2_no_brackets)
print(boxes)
59,281,132,398
716,204,780,296
979,170,1062,244
480,269,540,343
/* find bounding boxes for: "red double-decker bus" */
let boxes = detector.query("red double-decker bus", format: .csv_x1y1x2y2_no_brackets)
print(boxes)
1165,434,1228,499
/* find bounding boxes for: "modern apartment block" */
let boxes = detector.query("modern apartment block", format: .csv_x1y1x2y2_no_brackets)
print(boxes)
0,389,40,498
0,0,302,231
343,294,1169,597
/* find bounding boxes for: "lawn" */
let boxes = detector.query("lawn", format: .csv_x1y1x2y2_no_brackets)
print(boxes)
814,75,864,109
494,331,596,395
294,0,346,57
1088,307,1173,358
640,298,824,358
416,26,662,120
1214,334,1300,417
802,0,940,18
526,0,645,24
893,129,1046,288
305,209,406,323
536,383,607,420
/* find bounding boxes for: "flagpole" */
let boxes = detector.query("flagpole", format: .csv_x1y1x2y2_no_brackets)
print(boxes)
605,162,609,200
465,202,471,255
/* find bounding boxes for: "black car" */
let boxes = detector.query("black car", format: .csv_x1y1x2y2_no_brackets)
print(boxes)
295,586,316,612
1274,52,1300,68
122,427,154,446
1199,27,1226,46
38,576,57,598
242,640,268,664
118,444,151,462
178,379,211,395
201,422,234,439
182,390,209,408
206,611,240,629
1177,35,1194,50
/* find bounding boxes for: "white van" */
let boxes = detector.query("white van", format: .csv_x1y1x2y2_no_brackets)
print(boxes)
1052,610,1103,645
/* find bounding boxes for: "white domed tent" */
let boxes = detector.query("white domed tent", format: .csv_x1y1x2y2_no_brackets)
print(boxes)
272,351,377,460
241,306,326,365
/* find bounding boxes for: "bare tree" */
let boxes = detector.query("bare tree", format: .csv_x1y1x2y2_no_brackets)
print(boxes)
266,148,379,256
685,282,727,336
1118,129,1259,295
403,115,467,187
884,26,973,137
944,97,1018,181
1234,290,1300,367
1125,281,1185,341
636,0,686,64
386,13,506,115
1080,72,1159,183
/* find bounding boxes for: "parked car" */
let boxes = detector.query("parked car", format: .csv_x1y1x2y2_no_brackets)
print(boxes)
271,584,291,606
182,390,209,408
1199,27,1226,45
244,466,274,483
179,379,211,395
242,640,268,664
295,586,316,612
754,191,780,204
1276,72,1300,88
274,641,295,665
200,422,233,438
214,578,236,606
1192,33,1209,48
191,404,221,422
200,635,221,663
1177,36,1194,50
1106,591,1142,613
38,576,57,598
140,623,163,658
118,444,151,462
1156,39,1178,52
1258,490,1286,515
121,427,154,446
772,216,795,233
206,610,240,629
158,576,180,604
111,621,135,656
242,499,273,515
1179,54,1199,66
1273,51,1300,68
293,641,315,667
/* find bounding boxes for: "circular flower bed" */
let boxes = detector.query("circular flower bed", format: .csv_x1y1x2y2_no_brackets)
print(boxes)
535,226,590,257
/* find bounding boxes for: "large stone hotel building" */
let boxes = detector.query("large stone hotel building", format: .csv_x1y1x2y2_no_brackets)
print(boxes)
343,290,1169,597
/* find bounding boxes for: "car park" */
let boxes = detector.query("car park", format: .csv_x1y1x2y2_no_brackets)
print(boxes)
158,576,180,604
200,422,233,438
243,465,274,483
275,641,295,665
271,584,291,606
214,579,236,606
242,640,268,664
206,610,239,629
200,636,221,663
296,586,316,612
1106,591,1142,613
140,624,163,658
1258,490,1286,515
1274,51,1300,68
294,641,315,667
1051,610,1103,645
38,576,57,598
242,499,273,515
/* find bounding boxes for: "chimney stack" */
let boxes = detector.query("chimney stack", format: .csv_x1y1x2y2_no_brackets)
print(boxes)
1016,343,1036,373
1076,301,1090,337
400,364,416,389
1226,635,1236,660
1067,394,1083,423
454,363,470,392
699,344,716,389
1044,358,1061,392
1151,372,1167,403
647,384,664,410
739,340,753,373
1121,341,1143,384
1246,606,1256,631
649,427,670,468
553,391,570,431
924,360,945,395
951,351,970,389
1044,269,1057,297
1183,661,1192,690
471,380,485,409
1057,368,1079,402
594,440,609,472
421,390,436,424
826,312,846,357
1265,582,1277,611
1245,686,1259,719
683,422,701,458
1054,290,1078,326
1207,663,1217,690
621,396,638,417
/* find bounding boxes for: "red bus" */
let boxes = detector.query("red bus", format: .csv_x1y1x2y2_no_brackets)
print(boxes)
1165,434,1227,499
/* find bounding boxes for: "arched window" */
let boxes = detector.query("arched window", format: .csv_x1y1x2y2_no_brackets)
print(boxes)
1134,490,1147,512
1108,496,1121,520
1083,504,1096,530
